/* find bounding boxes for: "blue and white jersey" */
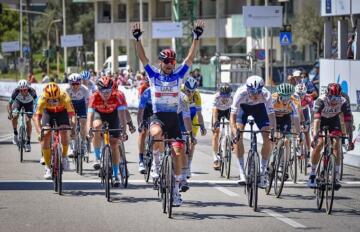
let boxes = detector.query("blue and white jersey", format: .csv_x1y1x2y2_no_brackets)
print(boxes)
144,63,189,113
231,85,274,115
138,88,152,109
65,84,89,106
85,80,97,95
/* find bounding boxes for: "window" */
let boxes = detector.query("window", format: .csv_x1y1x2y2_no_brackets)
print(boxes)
199,0,216,18
225,0,246,16
115,3,126,22
155,0,171,20
131,2,149,21
98,1,111,23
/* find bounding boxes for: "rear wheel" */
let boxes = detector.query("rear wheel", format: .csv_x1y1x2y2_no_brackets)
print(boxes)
325,154,336,214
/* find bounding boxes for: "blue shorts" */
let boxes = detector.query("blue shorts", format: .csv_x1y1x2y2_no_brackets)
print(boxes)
276,114,291,133
72,100,87,118
236,103,270,129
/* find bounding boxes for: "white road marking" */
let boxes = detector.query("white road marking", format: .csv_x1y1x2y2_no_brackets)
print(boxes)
213,186,240,197
0,133,13,138
0,135,13,142
262,209,307,229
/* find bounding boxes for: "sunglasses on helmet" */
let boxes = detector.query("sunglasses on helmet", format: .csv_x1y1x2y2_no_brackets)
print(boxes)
162,58,176,65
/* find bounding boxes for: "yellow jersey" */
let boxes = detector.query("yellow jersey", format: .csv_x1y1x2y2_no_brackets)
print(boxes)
272,93,300,118
186,90,202,112
35,91,75,115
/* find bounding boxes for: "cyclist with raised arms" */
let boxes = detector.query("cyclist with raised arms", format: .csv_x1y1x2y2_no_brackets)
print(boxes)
308,83,352,189
8,80,37,152
35,83,75,179
179,76,207,179
132,20,204,206
211,83,233,170
86,76,128,187
137,86,153,174
66,73,89,156
231,75,276,186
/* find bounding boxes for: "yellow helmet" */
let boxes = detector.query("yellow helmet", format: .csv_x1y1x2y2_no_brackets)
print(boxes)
43,82,61,99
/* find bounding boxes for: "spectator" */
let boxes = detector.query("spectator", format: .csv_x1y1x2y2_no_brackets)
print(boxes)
192,68,203,87
63,72,69,83
27,72,37,83
53,74,61,83
309,63,320,98
41,73,50,83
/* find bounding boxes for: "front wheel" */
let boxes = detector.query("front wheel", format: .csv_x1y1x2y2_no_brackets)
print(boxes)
224,136,232,179
119,142,128,188
274,142,286,198
103,145,112,202
315,153,325,210
57,145,63,195
19,125,26,163
325,154,336,214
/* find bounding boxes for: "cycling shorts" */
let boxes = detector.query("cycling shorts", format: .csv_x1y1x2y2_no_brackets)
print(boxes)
276,114,291,134
151,112,182,140
320,116,341,134
94,110,121,138
41,109,70,127
12,100,34,118
236,103,270,129
72,100,87,118
216,109,230,122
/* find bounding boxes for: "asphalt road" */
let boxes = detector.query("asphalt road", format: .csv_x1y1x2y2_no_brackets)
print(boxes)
0,101,359,232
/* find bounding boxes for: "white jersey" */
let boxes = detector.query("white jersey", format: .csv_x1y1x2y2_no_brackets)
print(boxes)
231,85,274,114
65,85,89,103
212,92,233,111
85,81,97,95
177,92,191,118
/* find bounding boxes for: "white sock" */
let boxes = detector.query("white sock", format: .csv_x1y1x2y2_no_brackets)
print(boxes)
153,151,160,166
261,159,268,174
238,158,244,175
213,151,218,161
174,175,180,193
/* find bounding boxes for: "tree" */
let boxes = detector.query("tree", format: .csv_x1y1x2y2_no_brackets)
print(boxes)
292,4,324,59
0,5,21,44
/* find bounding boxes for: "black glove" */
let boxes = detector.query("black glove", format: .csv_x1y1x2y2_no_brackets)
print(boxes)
200,124,207,136
127,121,136,134
133,28,142,41
192,26,204,40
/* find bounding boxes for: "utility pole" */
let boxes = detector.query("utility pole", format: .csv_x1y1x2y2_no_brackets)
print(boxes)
264,0,270,85
63,0,67,73
19,0,23,79
26,0,33,74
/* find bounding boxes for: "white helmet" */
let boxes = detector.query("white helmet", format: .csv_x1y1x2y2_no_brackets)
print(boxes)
184,76,198,91
68,73,82,83
246,75,264,90
295,83,307,96
292,70,302,77
18,79,29,89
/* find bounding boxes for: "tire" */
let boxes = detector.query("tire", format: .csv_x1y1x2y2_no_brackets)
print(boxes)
52,148,58,192
161,155,168,214
245,151,253,207
252,153,259,212
274,141,286,198
265,149,276,195
316,153,325,210
79,140,83,176
339,147,344,181
103,146,112,202
57,145,62,195
119,142,128,188
19,126,25,163
325,155,336,214
86,136,91,155
225,136,232,179
166,155,174,218
144,135,152,182
219,135,225,177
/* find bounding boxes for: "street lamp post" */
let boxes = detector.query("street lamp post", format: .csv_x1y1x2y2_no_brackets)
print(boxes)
47,19,62,76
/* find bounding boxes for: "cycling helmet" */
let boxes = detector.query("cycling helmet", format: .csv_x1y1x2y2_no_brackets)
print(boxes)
292,70,302,77
96,76,113,90
159,48,176,61
219,83,232,95
18,79,29,89
277,83,294,96
295,83,307,96
246,75,264,90
184,76,198,91
43,82,61,99
81,70,91,80
68,73,82,84
327,83,341,96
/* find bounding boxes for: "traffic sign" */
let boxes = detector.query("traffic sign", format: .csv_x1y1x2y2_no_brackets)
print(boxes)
255,49,266,60
280,32,292,46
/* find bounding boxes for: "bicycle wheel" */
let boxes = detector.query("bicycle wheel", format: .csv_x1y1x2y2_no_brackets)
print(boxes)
289,139,297,184
79,138,83,176
274,142,286,198
57,146,63,195
325,154,336,214
19,125,25,163
315,153,325,210
219,135,225,177
144,151,152,183
75,137,80,174
119,142,128,188
166,155,174,218
225,136,232,179
245,151,253,207
265,149,276,195
161,155,168,214
52,149,58,192
339,146,344,181
103,145,112,202
252,152,259,212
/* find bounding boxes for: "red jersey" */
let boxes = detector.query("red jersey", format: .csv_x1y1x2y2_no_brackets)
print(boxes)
299,94,314,109
89,90,127,114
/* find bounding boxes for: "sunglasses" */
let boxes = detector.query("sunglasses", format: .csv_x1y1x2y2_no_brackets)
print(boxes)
71,82,80,86
100,88,112,94
162,58,176,65
220,93,230,97
47,99,60,104
328,95,341,102
279,95,291,102
20,88,28,92
247,88,262,95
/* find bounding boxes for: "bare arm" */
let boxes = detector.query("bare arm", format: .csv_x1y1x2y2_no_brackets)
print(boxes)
230,112,237,135
137,108,144,127
86,111,94,133
118,110,127,135
313,118,321,137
